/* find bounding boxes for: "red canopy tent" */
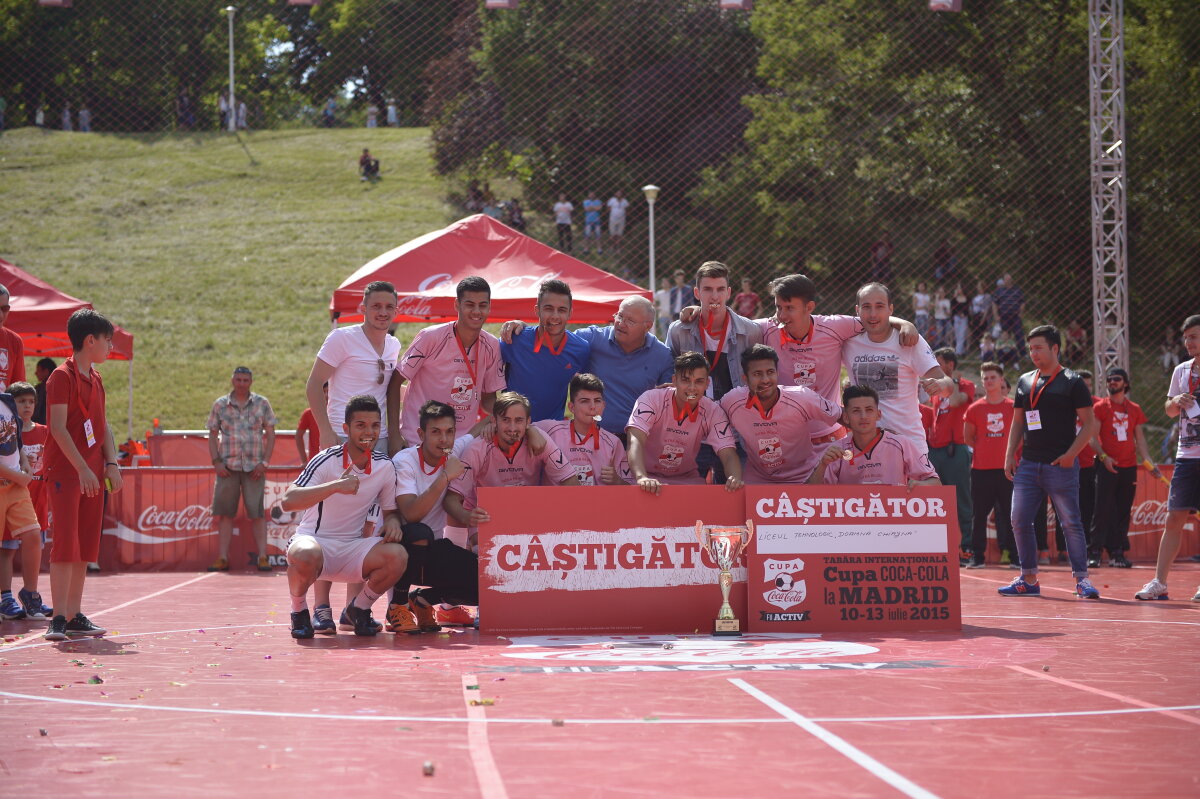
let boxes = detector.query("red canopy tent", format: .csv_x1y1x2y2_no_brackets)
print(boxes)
330,215,649,324
1,256,136,436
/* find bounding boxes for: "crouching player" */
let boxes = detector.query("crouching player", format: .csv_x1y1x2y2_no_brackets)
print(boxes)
281,395,407,639
809,385,941,488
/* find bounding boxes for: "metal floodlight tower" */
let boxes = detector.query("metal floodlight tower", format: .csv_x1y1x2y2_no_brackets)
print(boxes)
1089,0,1128,378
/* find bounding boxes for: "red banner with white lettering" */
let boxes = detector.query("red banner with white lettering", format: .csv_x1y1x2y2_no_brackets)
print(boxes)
747,485,961,632
478,485,746,634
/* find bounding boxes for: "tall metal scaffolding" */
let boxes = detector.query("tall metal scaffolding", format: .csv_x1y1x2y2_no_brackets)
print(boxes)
1090,0,1128,377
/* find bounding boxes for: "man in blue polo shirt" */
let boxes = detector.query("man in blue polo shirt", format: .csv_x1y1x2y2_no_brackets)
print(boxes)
500,279,591,422
501,295,672,442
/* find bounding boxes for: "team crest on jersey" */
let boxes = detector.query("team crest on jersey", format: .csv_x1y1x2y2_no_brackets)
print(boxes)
792,359,817,386
658,445,685,471
449,375,475,405
574,464,596,486
986,412,1004,434
758,436,782,466
0,349,8,372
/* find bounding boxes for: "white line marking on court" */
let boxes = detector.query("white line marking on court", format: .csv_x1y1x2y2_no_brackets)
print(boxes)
729,678,942,799
2,689,1196,726
964,614,1200,626
1006,664,1200,727
462,674,510,799
1,621,284,653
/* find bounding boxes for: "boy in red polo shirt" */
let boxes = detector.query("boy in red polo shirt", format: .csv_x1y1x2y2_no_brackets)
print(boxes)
43,310,123,641
963,362,1016,567
1090,368,1160,567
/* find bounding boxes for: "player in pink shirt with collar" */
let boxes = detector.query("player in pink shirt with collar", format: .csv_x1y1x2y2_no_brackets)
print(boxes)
626,351,741,493
445,392,579,547
389,276,506,452
721,344,842,483
809,385,940,488
535,373,631,486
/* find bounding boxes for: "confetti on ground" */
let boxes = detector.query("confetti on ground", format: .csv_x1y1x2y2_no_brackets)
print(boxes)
87,675,104,684
39,728,48,736
551,719,565,727
1042,665,1051,671
422,761,435,776
465,684,480,690
469,699,495,706
263,655,271,659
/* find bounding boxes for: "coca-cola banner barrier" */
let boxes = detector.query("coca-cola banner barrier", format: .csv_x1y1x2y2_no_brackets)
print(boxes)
478,485,746,634
99,468,302,571
747,485,961,633
146,433,304,468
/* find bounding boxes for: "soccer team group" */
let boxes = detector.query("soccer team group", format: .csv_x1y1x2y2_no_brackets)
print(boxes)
3,265,1198,642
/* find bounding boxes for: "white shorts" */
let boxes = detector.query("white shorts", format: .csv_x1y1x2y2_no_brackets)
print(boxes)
288,534,380,583
609,217,626,236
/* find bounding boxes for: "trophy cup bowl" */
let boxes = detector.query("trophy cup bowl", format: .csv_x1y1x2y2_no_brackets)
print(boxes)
694,519,755,636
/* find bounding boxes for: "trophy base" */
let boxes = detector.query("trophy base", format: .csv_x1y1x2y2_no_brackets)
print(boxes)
713,619,741,636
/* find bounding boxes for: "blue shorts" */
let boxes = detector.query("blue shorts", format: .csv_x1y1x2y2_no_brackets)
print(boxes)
1167,458,1200,512
1,529,47,550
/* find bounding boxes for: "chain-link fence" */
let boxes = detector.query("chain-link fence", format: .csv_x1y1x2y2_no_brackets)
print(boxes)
2,0,1198,450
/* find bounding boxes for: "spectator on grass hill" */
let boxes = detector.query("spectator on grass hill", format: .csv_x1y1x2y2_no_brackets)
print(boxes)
386,99,399,128
359,148,380,181
207,366,276,574
970,279,996,346
553,194,574,253
582,191,603,256
78,105,91,133
607,190,629,255
733,277,760,319
237,100,248,131
668,270,692,322
219,91,229,130
505,199,526,232
33,358,56,425
912,281,931,340
61,102,73,132
366,103,378,128
993,273,1026,360
869,231,894,285
323,97,336,127
951,282,970,356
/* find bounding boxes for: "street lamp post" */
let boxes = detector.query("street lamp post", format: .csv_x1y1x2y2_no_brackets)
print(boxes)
641,184,660,295
226,6,236,133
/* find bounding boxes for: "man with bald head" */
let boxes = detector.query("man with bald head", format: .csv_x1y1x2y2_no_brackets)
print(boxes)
501,295,673,443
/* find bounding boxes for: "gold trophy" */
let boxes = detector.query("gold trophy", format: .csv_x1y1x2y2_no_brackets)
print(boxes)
694,519,755,636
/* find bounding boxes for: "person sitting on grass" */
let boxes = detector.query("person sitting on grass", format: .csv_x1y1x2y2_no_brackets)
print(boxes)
359,148,380,182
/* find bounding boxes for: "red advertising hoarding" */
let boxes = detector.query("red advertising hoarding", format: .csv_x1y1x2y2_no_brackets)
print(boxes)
746,485,961,633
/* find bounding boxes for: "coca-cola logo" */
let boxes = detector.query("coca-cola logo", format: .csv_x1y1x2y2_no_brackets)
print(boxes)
1131,500,1169,529
418,273,453,292
138,504,215,532
396,295,435,316
491,272,561,291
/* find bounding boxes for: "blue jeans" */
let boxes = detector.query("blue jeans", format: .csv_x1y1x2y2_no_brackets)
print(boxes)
1011,460,1089,578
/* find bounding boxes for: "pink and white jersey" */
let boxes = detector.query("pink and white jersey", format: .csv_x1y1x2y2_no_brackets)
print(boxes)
448,435,576,509
821,430,937,486
720,385,842,483
841,330,939,453
757,314,862,438
1169,358,1200,460
625,387,735,484
534,419,632,486
398,323,505,444
293,447,398,542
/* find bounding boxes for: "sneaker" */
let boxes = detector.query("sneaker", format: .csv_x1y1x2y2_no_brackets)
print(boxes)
44,614,68,641
311,604,335,635
0,595,27,620
339,606,383,633
207,557,230,572
1134,579,1169,601
408,595,441,633
257,555,273,572
1192,586,1200,602
18,588,52,620
342,603,379,637
1037,552,1050,566
1075,577,1101,599
1108,555,1132,569
64,613,106,637
435,605,477,626
86,562,101,573
386,602,419,634
998,576,1041,596
1087,557,1101,568
290,609,314,639
966,559,986,569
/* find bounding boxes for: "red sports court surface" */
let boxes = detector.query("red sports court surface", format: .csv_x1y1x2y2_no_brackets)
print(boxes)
2,564,1197,798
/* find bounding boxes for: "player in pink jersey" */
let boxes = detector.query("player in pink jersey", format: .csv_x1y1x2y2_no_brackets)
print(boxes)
534,373,631,486
626,351,741,493
721,344,841,483
445,391,580,548
809,385,940,487
388,276,506,453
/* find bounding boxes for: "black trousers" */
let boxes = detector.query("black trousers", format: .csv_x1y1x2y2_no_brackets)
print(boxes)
392,523,478,606
1093,464,1137,557
970,468,1013,560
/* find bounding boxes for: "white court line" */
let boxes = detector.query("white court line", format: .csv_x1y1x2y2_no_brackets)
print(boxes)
964,614,1200,626
462,674,510,799
2,689,1197,726
1,622,284,653
1006,664,1200,728
729,678,941,799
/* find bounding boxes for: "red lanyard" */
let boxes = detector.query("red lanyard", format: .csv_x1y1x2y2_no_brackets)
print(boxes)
673,395,700,425
533,327,567,356
66,358,98,422
453,324,478,390
1029,366,1062,410
342,445,372,475
744,392,775,420
493,435,522,462
699,311,729,372
848,430,884,465
571,422,600,450
1189,366,1199,395
419,450,446,476
780,320,813,348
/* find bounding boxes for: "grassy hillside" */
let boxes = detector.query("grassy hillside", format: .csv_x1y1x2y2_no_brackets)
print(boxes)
1,126,452,435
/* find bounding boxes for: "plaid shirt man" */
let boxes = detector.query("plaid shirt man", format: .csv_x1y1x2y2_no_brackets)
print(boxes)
207,391,277,472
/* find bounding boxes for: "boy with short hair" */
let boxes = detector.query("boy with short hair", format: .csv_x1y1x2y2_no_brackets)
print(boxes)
43,309,123,640
0,384,42,621
0,382,52,619
809,384,940,488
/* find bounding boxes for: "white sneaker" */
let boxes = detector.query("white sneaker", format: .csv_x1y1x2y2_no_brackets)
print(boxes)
1192,586,1200,603
1134,579,1169,601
